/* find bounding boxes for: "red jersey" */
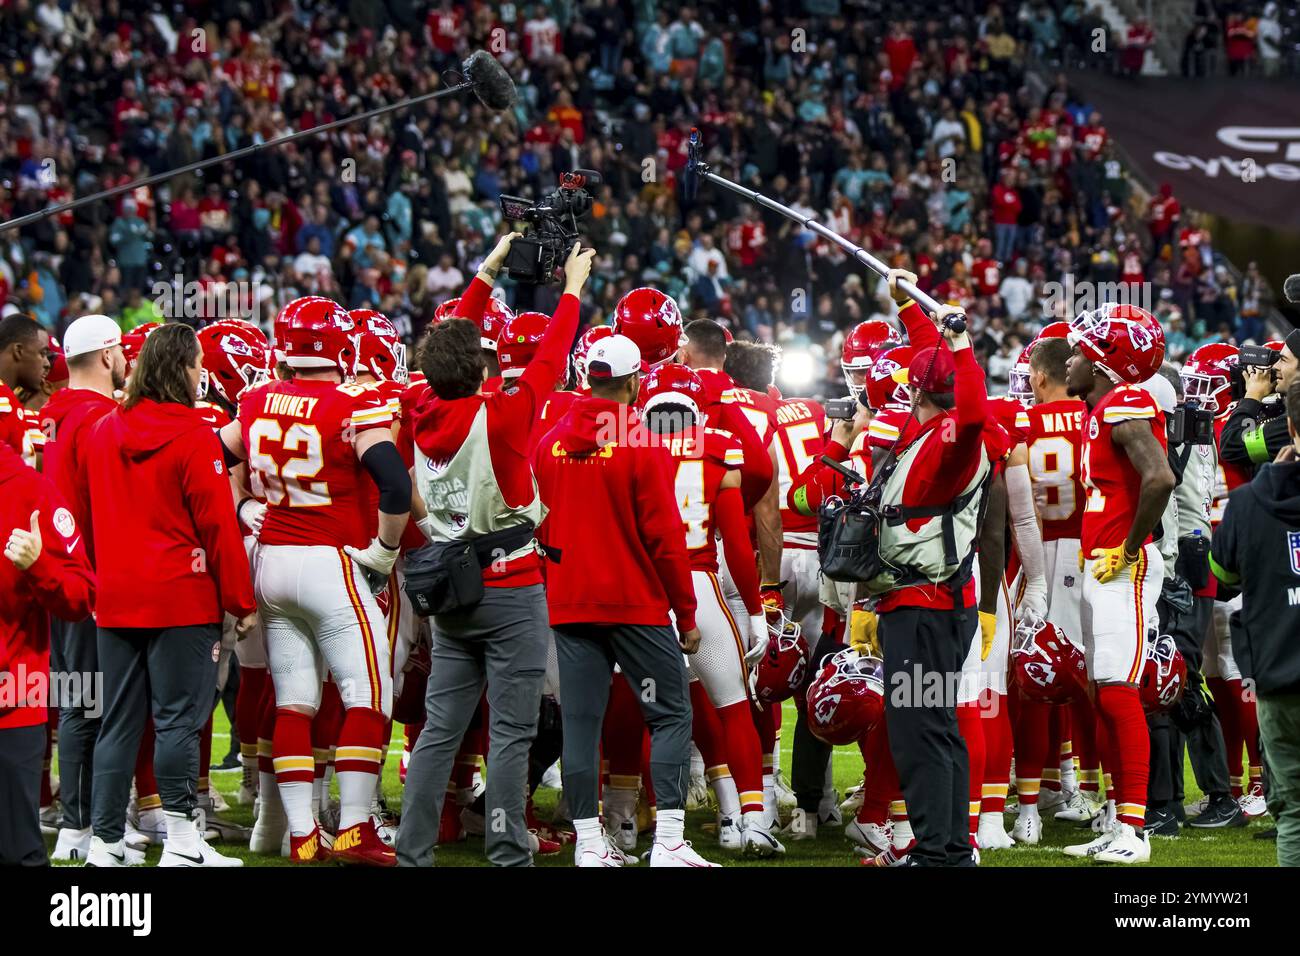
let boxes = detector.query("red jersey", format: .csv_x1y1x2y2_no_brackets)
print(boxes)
1022,398,1087,541
663,427,746,573
772,397,828,540
1211,409,1253,525
240,379,394,549
1080,386,1166,553
195,400,233,429
0,382,28,456
987,396,1028,446
721,384,780,447
695,368,773,510
971,258,1001,296
866,404,917,452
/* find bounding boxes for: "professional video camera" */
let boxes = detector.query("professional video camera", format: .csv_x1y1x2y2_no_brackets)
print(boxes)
1230,343,1281,400
1168,400,1215,446
498,170,601,284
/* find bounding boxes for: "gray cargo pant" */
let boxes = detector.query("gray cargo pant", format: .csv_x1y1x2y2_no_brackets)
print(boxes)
397,584,548,867
553,622,692,822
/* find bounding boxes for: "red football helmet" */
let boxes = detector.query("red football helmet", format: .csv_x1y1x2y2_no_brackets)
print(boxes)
198,322,271,405
637,362,707,424
842,320,903,398
121,321,161,374
274,296,337,355
1180,343,1238,414
572,325,614,391
46,335,68,384
751,614,809,708
1068,303,1165,385
865,345,914,412
1140,632,1187,715
1011,617,1087,704
280,298,358,374
1010,321,1074,402
432,296,516,350
806,648,885,746
497,312,550,379
613,287,684,365
349,309,408,384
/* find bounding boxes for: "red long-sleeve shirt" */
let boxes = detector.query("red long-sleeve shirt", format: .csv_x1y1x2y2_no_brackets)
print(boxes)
0,445,95,730
533,398,697,632
39,387,119,568
81,399,255,628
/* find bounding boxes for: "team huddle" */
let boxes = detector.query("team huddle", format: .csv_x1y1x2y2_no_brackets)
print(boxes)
8,235,1278,868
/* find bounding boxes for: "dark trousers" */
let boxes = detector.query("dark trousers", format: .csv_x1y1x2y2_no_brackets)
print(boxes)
397,585,548,868
880,605,976,867
792,625,846,812
91,625,220,842
0,724,48,865
553,622,692,822
52,615,100,830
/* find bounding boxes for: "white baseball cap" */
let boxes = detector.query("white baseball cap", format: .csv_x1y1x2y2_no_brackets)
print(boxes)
585,334,647,380
63,314,124,358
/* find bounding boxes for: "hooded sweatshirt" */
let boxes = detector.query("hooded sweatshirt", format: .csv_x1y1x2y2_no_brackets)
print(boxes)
1210,459,1300,695
39,386,119,566
0,444,95,730
81,398,255,628
533,396,697,631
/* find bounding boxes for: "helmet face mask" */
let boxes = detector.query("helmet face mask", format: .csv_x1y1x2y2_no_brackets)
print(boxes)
1067,303,1165,385
752,613,808,707
1180,343,1238,415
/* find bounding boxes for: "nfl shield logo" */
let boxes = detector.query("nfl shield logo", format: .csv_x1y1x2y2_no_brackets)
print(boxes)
1288,530,1300,576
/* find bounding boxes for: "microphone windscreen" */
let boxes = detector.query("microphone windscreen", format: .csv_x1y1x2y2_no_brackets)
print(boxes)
463,51,517,112
1283,273,1300,305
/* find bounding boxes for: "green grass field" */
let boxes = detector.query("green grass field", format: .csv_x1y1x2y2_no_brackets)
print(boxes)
47,701,1276,867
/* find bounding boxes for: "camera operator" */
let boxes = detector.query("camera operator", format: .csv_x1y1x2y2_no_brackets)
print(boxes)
1220,330,1300,471
1210,377,1300,866
1143,368,1239,833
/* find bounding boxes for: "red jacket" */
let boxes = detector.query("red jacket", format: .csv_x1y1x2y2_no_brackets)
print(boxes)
533,397,697,632
0,445,95,730
39,387,119,567
81,399,256,628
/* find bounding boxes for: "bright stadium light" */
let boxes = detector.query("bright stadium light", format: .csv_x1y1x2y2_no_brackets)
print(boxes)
779,349,817,393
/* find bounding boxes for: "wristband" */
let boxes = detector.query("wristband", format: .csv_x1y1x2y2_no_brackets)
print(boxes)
1244,426,1270,465
379,537,400,552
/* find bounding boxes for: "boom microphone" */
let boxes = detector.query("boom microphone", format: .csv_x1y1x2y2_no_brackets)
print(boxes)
1283,273,1300,305
463,51,517,111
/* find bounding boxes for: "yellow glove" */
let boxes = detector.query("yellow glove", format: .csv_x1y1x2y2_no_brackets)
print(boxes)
849,608,880,657
1078,548,1085,572
1089,544,1141,584
979,611,997,661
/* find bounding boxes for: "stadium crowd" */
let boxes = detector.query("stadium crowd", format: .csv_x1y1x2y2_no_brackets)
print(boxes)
0,0,1281,398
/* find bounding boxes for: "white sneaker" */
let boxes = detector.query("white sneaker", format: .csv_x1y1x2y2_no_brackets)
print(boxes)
1183,795,1211,818
234,783,258,807
603,831,639,865
1093,822,1151,864
844,819,892,854
976,812,1014,850
818,790,843,827
1238,783,1267,818
540,762,563,790
1054,789,1098,823
740,812,785,857
717,815,743,850
53,827,92,861
649,840,719,867
84,836,129,867
1037,787,1067,814
575,838,623,867
126,807,166,848
208,788,231,813
1063,821,1119,859
773,768,797,812
839,784,865,817
686,773,711,811
1011,806,1041,845
159,836,244,867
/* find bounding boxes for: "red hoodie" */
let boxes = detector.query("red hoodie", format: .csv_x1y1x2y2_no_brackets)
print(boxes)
0,445,95,730
81,398,256,628
533,397,697,632
39,386,119,566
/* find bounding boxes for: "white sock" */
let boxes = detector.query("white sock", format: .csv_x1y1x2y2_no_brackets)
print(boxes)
574,816,603,845
655,808,685,845
978,811,1003,830
278,780,315,837
1017,802,1040,820
892,819,913,850
163,811,199,852
1061,760,1078,792
336,770,376,831
709,769,741,819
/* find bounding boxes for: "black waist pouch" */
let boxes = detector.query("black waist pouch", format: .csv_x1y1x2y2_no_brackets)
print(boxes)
404,521,535,616
1176,533,1211,592
819,496,885,583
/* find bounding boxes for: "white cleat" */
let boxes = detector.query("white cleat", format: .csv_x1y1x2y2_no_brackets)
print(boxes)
1093,823,1150,864
603,831,639,865
717,816,743,850
1063,821,1119,859
1011,807,1041,845
740,812,785,857
1238,784,1268,819
1054,789,1099,823
84,836,130,867
844,819,892,855
773,768,797,812
575,838,624,867
53,827,92,862
1037,788,1067,814
686,773,711,811
540,762,563,790
234,783,258,807
158,836,244,867
839,784,865,817
976,812,1014,850
650,840,719,867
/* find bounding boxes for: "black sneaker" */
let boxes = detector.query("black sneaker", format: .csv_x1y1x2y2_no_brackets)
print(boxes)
1186,795,1247,829
1253,827,1278,841
214,753,241,771
1144,806,1181,837
1169,801,1186,822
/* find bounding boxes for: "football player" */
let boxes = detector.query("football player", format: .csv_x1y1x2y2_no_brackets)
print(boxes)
1062,303,1175,864
0,313,52,463
217,298,411,865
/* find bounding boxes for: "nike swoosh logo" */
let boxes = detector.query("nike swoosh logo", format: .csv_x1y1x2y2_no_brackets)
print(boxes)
65,536,81,554
169,850,205,865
